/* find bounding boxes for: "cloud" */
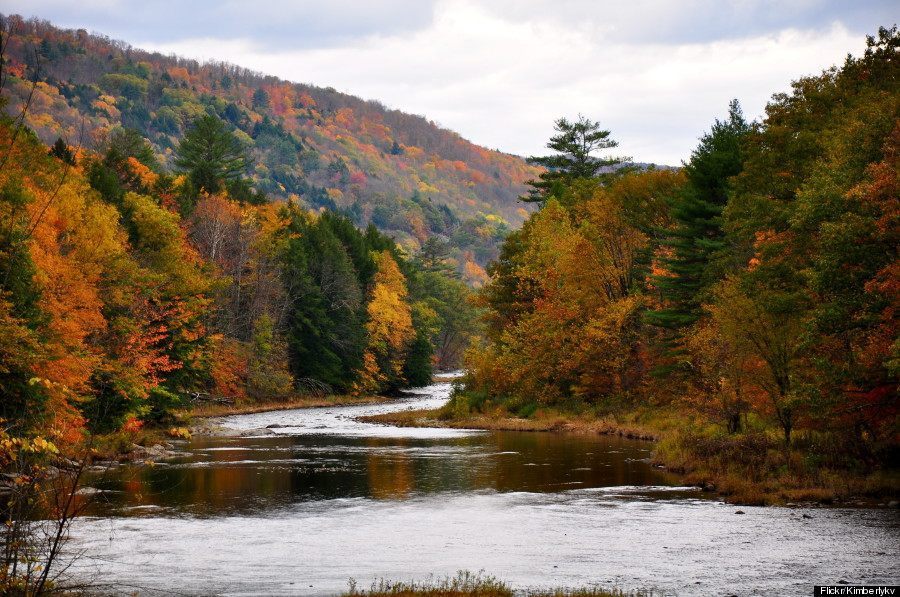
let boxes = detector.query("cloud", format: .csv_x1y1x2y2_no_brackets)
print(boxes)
6,0,891,163
2,0,438,49
479,0,895,44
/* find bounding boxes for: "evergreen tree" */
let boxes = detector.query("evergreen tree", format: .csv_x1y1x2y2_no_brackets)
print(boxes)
106,127,157,169
252,87,270,110
648,100,749,331
0,181,48,427
523,115,626,203
49,137,75,165
174,114,247,196
415,236,455,275
281,214,365,391
402,331,434,387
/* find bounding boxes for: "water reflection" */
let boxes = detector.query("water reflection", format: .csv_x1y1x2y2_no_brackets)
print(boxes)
87,428,674,517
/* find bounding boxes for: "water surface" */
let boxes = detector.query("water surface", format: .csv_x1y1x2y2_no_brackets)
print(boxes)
71,380,900,596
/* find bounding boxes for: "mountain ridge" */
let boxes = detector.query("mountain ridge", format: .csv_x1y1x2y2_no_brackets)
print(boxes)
1,15,541,281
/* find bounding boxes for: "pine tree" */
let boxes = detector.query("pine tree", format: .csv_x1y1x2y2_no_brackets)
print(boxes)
648,100,749,331
282,214,365,391
49,137,75,165
523,115,626,203
252,88,270,110
174,114,247,196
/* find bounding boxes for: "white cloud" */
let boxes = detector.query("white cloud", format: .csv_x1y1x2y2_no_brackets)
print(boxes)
133,1,867,164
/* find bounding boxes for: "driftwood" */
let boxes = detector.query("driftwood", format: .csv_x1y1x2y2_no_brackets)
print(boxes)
187,392,235,405
295,377,332,398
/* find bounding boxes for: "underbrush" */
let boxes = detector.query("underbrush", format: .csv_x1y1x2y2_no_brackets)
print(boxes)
92,426,176,460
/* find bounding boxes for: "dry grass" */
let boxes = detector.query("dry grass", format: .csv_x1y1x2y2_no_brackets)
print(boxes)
344,571,652,597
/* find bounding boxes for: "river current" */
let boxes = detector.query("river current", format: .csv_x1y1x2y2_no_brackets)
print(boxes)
68,379,899,596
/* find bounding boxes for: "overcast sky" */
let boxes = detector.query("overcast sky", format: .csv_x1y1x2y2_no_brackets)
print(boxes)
7,1,896,164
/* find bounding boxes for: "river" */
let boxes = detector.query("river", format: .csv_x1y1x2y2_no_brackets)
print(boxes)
69,379,899,596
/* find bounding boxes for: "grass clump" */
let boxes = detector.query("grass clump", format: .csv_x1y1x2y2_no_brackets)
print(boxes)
344,570,653,597
346,571,512,597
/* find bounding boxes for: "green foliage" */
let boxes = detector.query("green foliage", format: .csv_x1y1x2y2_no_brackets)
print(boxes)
174,114,247,196
647,100,749,333
106,127,158,169
408,270,478,369
141,386,184,425
402,331,434,387
252,87,270,110
0,181,47,428
281,210,367,391
100,73,148,100
247,314,294,400
49,137,75,165
83,369,133,434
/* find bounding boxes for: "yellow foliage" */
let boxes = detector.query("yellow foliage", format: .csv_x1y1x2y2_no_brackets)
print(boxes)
355,251,415,393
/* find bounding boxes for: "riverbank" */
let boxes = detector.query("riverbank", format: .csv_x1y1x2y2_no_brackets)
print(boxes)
191,394,389,418
362,405,900,507
91,395,398,461
189,373,460,435
360,408,658,440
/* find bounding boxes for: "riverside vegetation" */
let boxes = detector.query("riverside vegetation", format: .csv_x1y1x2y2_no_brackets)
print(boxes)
388,28,900,506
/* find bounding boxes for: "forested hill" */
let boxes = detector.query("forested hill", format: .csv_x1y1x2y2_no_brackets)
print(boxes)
0,15,540,282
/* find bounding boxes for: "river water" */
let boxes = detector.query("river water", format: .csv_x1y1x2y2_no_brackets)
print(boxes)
70,379,899,596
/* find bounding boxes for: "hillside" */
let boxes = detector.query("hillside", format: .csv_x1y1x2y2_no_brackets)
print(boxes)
0,15,540,281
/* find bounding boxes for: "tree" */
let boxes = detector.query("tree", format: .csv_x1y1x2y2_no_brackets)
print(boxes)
281,211,365,391
415,236,455,275
417,272,478,370
402,331,434,387
355,251,415,394
252,87,270,110
0,296,46,427
648,100,749,333
174,114,247,196
105,127,157,169
49,137,75,165
247,314,293,400
523,115,626,203
708,277,806,444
